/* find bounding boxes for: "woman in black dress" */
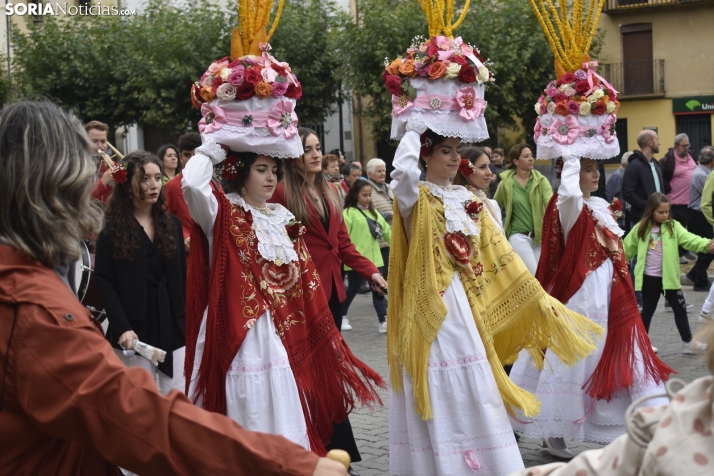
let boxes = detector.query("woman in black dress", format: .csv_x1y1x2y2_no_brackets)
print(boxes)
95,150,187,395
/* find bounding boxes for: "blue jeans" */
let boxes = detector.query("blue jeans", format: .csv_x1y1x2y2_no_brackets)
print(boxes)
342,268,386,323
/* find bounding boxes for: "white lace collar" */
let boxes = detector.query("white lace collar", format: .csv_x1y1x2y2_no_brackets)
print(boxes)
421,181,479,236
583,196,624,237
225,193,299,264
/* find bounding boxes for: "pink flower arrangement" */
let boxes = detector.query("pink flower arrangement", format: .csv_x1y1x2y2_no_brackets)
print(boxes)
383,35,493,99
534,68,620,118
190,46,299,109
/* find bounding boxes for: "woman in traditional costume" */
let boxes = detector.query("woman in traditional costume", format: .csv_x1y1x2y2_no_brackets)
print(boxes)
181,1,383,461
508,0,673,458
384,3,602,475
453,146,504,232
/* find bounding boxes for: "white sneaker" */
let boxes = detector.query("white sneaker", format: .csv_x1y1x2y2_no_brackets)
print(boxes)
699,312,712,325
652,346,658,354
341,317,352,331
683,340,707,354
543,438,574,459
378,321,387,333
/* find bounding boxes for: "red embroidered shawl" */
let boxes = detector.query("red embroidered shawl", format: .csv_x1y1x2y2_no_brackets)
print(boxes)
536,194,674,401
185,191,384,454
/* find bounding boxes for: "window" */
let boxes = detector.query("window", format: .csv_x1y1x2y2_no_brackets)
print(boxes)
622,24,653,95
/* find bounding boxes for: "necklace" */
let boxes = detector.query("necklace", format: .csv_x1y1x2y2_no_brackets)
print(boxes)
245,202,274,216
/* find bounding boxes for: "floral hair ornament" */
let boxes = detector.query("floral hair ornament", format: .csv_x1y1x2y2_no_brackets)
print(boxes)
529,0,620,162
385,0,492,143
100,153,127,184
458,158,476,177
420,133,434,157
610,197,624,220
190,0,303,159
221,152,245,181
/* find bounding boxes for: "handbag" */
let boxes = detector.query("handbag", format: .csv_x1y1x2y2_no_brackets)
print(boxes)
358,208,383,240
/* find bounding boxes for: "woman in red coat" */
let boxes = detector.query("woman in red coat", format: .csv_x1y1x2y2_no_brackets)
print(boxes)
270,128,387,331
270,127,387,475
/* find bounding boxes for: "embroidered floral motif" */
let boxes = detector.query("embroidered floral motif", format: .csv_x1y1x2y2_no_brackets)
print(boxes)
243,318,257,330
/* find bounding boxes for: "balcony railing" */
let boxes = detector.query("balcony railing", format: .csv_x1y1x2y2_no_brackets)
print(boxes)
598,60,665,98
604,0,714,12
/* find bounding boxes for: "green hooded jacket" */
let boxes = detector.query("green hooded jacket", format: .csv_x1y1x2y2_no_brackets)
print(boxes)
493,168,553,245
624,219,711,291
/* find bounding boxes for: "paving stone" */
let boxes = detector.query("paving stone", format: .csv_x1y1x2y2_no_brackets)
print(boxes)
341,284,710,475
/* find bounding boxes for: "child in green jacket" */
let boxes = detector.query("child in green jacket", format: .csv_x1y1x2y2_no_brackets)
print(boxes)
624,192,714,353
342,180,391,333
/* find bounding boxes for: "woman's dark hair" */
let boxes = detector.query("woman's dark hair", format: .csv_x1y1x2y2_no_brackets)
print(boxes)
418,129,450,171
156,143,181,175
344,180,377,217
507,143,532,170
637,192,674,241
222,152,284,195
104,150,177,261
453,146,489,186
329,148,343,158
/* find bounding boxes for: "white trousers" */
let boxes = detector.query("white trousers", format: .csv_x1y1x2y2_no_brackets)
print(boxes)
703,285,714,315
114,346,186,396
508,233,541,275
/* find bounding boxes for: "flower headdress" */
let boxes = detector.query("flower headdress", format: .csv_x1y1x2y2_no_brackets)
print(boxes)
530,0,620,161
385,0,493,143
190,0,303,159
458,158,476,177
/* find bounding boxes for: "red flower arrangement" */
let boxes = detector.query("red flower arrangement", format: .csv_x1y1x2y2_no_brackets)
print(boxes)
111,165,127,184
444,232,472,265
286,220,307,241
465,200,483,220
458,159,476,177
610,198,624,220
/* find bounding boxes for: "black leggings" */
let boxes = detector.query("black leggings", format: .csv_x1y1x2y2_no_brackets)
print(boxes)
640,274,692,342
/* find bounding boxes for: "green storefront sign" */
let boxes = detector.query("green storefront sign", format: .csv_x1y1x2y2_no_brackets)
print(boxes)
673,96,714,115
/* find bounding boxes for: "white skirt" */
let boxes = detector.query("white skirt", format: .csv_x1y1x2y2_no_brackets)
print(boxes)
509,260,669,444
188,309,310,449
389,275,525,476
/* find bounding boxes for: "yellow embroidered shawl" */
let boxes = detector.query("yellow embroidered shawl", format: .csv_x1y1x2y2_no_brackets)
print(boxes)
387,185,603,420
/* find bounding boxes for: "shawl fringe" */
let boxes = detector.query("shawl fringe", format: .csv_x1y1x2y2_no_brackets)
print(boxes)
536,194,674,401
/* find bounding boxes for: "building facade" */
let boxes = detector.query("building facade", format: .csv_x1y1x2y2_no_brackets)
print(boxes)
598,0,714,158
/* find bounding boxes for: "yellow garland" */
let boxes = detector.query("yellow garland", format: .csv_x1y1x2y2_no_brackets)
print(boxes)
232,0,286,59
418,0,471,39
527,0,605,73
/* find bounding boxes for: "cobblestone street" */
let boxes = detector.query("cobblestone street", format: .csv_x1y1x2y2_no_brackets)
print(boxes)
342,284,712,475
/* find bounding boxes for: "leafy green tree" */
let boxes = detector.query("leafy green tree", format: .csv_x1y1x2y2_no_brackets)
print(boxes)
339,0,561,147
12,1,233,134
271,0,350,124
11,0,346,134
